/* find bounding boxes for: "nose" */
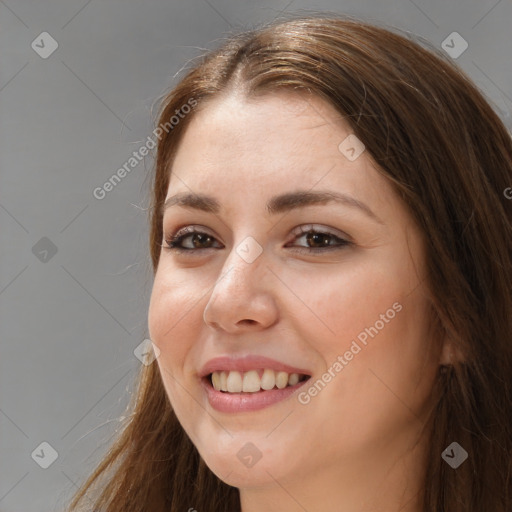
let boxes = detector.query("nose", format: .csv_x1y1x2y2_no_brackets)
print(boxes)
203,246,279,333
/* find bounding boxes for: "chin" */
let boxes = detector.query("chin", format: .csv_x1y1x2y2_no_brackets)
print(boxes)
205,455,282,488
193,436,282,483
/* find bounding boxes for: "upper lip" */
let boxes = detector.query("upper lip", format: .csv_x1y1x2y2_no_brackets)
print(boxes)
198,355,312,378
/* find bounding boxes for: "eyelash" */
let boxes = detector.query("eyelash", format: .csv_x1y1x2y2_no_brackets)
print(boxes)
162,225,352,255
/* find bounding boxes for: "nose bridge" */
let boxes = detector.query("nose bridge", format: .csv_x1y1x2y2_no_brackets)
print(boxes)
203,236,277,330
213,236,265,297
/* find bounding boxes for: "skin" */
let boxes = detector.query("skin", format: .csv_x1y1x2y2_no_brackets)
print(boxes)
148,90,455,512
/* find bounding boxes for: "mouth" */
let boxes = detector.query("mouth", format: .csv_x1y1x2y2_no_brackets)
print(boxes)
198,355,313,412
203,369,311,393
201,369,312,413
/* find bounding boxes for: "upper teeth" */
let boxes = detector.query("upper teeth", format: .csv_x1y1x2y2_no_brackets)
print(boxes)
211,369,304,393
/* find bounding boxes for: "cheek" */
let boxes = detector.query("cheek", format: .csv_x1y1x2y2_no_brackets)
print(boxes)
147,268,202,370
295,255,435,400
299,281,435,453
294,261,401,356
147,271,206,416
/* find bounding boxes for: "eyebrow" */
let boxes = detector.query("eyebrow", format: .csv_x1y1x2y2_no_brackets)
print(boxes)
162,190,384,224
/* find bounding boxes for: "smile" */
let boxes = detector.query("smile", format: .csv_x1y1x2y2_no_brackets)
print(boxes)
210,369,309,393
201,371,311,413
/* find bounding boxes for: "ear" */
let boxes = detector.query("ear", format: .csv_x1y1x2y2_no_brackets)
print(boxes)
439,336,465,365
427,304,465,365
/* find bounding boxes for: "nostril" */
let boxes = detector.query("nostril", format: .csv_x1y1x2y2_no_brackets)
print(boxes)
239,319,257,325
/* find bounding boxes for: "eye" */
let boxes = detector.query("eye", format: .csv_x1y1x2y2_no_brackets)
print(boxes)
163,226,220,254
287,225,352,253
162,224,352,255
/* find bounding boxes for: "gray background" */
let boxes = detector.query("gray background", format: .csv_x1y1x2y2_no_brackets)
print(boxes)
1,0,511,510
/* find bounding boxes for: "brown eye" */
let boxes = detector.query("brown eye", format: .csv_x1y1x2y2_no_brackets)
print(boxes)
164,227,221,254
182,232,215,249
289,226,352,253
305,231,335,248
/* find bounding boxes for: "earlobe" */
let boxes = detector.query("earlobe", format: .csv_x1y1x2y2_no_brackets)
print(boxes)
428,308,464,366
439,337,464,366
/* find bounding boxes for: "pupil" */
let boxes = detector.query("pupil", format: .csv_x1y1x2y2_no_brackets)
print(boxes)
306,232,329,247
193,233,210,248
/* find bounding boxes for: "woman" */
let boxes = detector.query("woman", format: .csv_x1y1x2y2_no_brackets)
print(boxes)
67,13,512,512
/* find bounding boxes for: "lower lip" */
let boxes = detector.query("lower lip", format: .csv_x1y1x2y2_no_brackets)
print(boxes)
201,375,311,413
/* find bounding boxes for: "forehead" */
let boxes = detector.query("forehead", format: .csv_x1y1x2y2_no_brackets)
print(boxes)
176,91,348,158
167,91,396,216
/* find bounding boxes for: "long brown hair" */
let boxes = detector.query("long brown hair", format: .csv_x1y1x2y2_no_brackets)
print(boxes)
67,13,512,511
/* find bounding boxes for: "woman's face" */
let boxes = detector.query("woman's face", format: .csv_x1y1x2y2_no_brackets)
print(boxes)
148,91,442,494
